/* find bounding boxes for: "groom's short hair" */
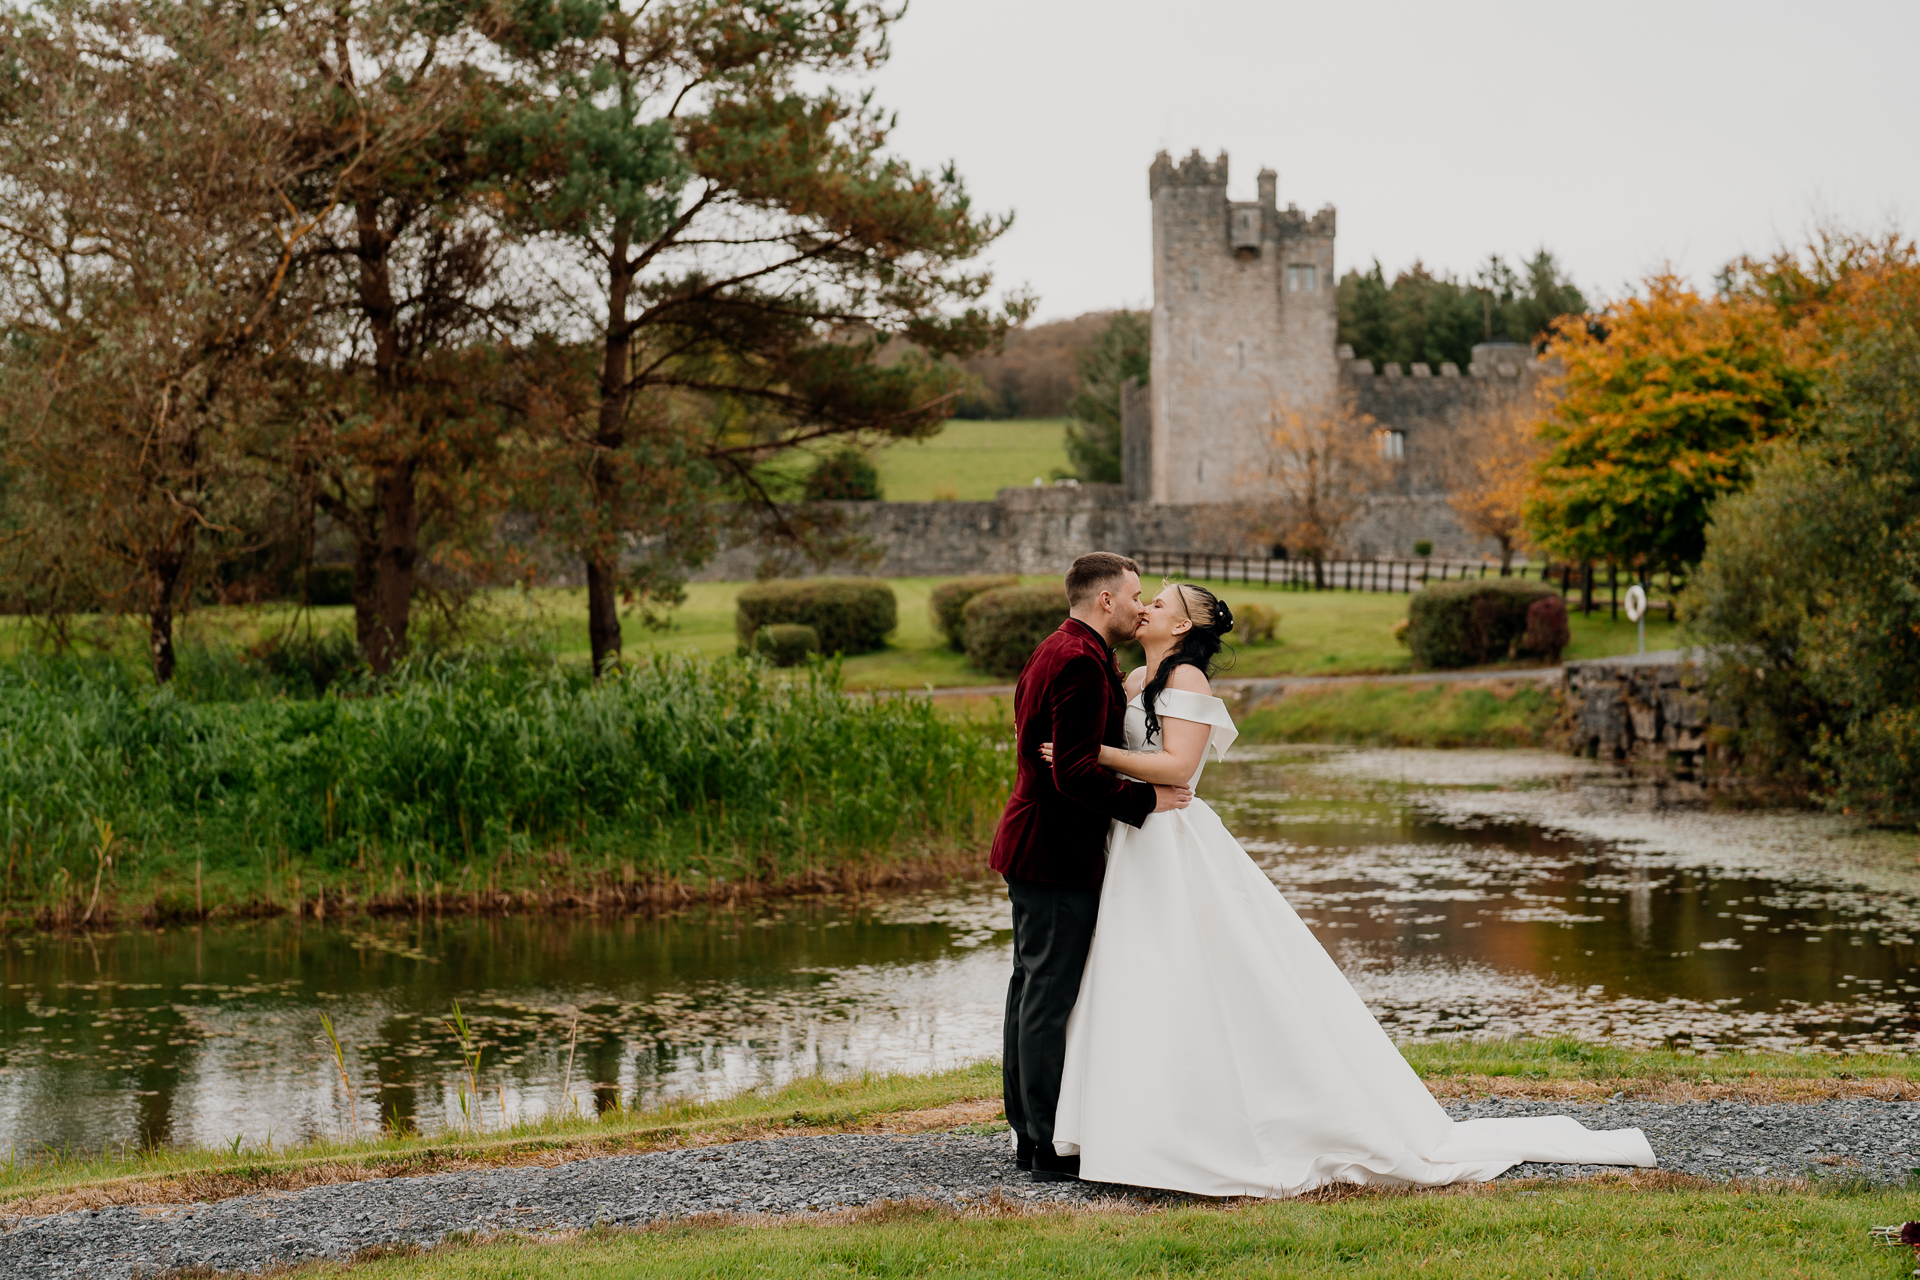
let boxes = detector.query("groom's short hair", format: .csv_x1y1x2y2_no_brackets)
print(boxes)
1065,553,1141,607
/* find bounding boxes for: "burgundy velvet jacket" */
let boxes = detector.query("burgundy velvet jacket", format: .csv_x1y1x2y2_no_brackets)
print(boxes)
987,618,1157,889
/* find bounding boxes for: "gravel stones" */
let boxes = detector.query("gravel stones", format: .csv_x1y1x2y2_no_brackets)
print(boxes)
6,1100,1916,1279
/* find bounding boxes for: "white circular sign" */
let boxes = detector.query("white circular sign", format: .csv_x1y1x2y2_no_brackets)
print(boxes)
1624,583,1647,622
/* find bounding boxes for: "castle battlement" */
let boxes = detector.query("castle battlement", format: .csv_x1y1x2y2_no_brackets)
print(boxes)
1148,148,1230,194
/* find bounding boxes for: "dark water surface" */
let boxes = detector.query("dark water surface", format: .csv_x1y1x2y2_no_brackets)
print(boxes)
1,748,1914,1156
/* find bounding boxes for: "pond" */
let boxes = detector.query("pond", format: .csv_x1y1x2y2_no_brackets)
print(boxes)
1,748,1915,1157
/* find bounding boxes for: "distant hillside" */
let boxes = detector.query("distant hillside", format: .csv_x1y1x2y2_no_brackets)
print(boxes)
954,311,1117,419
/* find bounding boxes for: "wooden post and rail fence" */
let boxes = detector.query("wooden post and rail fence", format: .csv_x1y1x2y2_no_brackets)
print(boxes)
1127,550,1681,621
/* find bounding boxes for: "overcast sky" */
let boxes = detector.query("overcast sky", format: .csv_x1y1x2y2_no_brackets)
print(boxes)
866,0,1920,322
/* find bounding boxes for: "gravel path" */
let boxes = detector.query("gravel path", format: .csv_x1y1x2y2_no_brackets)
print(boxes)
6,1099,1915,1279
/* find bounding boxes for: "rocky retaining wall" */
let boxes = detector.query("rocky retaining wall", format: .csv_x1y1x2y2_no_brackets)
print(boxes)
1564,650,1710,764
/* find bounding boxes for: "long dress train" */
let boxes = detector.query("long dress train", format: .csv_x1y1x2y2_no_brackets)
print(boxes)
1050,687,1655,1197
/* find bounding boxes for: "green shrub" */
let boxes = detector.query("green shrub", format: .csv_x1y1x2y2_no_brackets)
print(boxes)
803,446,882,501
1234,601,1280,644
1406,578,1558,669
928,575,1020,650
753,624,820,667
735,579,897,655
1521,596,1571,662
963,584,1069,678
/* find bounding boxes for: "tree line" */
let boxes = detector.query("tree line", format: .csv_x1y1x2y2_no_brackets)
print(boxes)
0,0,1028,681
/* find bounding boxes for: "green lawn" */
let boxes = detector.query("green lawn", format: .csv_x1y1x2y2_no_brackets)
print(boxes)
601,575,1680,689
1238,680,1564,748
872,418,1071,501
25,573,1682,693
325,1184,1919,1278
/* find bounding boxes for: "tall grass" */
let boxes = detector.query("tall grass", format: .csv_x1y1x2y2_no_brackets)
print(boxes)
0,651,1011,921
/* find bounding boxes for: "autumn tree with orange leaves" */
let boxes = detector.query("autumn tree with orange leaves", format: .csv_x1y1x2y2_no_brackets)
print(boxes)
1440,386,1547,572
1524,276,1818,574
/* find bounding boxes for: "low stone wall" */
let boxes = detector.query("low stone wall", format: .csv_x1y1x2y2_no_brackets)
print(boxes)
1563,650,1710,764
690,486,1496,581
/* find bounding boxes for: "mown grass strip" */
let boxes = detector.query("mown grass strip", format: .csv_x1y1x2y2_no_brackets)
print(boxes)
304,1181,1918,1278
1402,1039,1920,1084
0,1063,1003,1210
8,1042,1915,1210
1237,679,1564,749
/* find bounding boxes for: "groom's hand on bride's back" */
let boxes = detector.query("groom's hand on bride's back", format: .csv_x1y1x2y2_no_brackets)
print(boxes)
1152,784,1192,812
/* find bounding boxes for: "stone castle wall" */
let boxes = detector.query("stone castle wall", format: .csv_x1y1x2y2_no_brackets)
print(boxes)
689,485,1494,581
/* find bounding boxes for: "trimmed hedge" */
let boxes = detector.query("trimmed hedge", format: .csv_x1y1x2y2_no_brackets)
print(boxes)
753,624,820,667
1522,596,1571,663
736,579,897,656
1406,578,1560,669
963,584,1069,679
928,575,1020,650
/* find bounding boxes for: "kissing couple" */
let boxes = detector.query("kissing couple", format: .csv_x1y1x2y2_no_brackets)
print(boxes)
989,552,1656,1195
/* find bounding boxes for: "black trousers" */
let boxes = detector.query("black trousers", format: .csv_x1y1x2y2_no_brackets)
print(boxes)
1002,876,1101,1149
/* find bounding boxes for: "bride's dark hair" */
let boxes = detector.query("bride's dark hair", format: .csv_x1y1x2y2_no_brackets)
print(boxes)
1141,582,1235,743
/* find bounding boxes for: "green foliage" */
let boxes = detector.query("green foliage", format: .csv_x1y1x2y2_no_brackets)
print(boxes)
752,624,818,667
1405,578,1558,669
0,653,1007,913
1059,311,1148,483
1686,269,1920,821
1337,251,1585,370
926,575,1018,650
1232,601,1280,644
1412,540,1433,558
961,583,1067,678
734,579,897,655
802,447,882,501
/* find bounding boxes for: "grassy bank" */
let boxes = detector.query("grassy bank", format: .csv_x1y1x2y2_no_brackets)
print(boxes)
0,653,1010,926
10,1042,1913,1211
1238,680,1564,749
322,1182,1918,1278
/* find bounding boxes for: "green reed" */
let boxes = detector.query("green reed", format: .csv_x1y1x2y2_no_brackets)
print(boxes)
0,651,1011,918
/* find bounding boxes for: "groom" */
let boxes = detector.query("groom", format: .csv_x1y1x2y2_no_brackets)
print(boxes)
989,552,1192,1182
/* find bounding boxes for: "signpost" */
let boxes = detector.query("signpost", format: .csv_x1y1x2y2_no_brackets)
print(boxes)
1624,583,1648,654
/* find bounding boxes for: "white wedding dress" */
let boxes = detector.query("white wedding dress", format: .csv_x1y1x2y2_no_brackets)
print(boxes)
1050,686,1656,1198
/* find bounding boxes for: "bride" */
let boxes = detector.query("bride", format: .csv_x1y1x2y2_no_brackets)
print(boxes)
1039,580,1655,1198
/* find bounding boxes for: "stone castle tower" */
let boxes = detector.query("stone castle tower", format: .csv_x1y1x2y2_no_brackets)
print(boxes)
1129,149,1548,556
1140,150,1338,505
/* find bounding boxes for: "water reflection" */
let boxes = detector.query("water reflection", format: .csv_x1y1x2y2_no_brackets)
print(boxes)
0,748,1913,1156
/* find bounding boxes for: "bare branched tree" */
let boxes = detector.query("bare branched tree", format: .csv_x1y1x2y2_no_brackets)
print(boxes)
1262,394,1389,586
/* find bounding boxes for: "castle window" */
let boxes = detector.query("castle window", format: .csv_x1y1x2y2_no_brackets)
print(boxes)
1286,264,1318,293
1374,428,1405,460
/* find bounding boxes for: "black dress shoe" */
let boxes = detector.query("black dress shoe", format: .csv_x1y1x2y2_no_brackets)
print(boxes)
1014,1131,1035,1172
1029,1147,1080,1182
